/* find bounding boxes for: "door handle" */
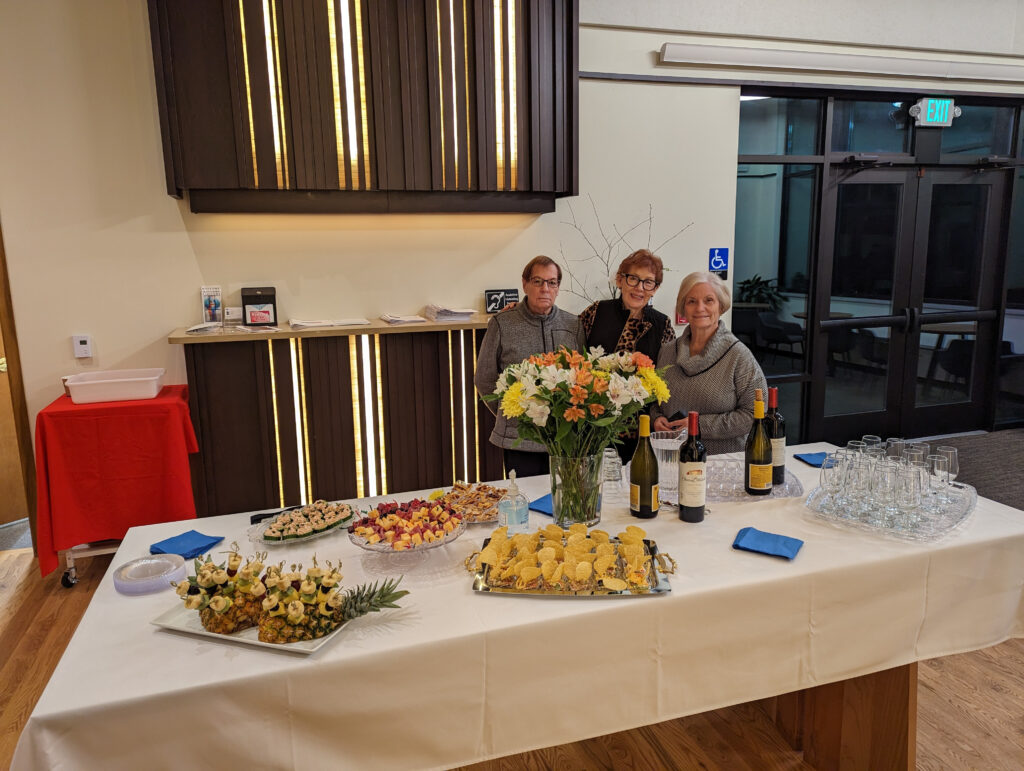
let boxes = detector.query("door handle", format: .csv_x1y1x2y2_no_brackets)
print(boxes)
0,357,6,373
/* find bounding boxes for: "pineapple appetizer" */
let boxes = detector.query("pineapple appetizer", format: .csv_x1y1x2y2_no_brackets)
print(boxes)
173,545,408,645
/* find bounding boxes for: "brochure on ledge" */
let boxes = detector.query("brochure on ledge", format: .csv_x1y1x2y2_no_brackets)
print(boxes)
288,318,370,329
381,313,427,325
424,304,475,321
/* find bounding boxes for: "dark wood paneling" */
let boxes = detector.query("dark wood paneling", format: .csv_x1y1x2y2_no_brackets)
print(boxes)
185,341,278,516
304,336,359,501
270,339,301,504
188,188,556,213
474,0,496,191
514,0,530,191
474,328,506,481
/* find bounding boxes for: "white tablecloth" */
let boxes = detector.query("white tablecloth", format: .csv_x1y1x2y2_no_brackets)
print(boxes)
12,443,1024,770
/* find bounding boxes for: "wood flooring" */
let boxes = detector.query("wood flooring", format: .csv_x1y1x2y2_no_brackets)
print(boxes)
1,550,1022,771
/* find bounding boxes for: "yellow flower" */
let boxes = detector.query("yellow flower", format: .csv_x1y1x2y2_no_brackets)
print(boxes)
500,381,527,417
638,367,670,404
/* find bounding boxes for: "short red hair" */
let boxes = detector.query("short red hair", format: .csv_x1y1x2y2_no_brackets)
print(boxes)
617,249,664,286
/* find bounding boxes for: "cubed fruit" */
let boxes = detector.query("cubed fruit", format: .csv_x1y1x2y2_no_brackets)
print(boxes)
393,541,408,551
411,533,423,546
368,534,381,544
384,531,396,543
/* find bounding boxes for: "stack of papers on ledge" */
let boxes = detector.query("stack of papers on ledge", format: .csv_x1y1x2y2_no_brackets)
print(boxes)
289,318,370,329
425,304,475,321
381,313,427,325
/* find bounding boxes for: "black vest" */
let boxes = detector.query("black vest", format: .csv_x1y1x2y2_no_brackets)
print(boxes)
588,299,668,362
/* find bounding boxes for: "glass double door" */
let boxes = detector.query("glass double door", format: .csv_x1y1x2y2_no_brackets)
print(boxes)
808,166,1008,442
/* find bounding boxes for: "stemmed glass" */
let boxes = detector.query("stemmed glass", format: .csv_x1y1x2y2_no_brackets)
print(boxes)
885,437,906,460
819,453,844,514
926,454,951,504
861,435,882,449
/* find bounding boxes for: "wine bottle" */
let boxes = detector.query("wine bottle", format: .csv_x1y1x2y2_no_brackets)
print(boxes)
678,411,706,523
767,387,786,487
744,388,773,496
629,414,659,518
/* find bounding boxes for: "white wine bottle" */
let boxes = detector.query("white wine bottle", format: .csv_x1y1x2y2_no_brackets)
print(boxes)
744,388,773,496
678,411,706,523
767,386,786,487
629,415,659,518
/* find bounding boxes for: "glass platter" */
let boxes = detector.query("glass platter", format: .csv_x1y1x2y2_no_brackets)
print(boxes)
804,482,977,542
467,538,674,598
348,518,467,553
246,516,354,547
706,458,804,502
151,603,342,655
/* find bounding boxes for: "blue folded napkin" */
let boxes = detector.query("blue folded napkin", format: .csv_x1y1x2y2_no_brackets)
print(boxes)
732,527,803,560
150,530,224,559
794,451,828,468
530,494,554,516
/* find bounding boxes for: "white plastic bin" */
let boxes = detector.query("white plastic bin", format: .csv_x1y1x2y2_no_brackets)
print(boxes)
65,368,166,404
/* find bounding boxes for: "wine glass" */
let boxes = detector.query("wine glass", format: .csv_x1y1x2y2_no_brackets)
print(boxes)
861,434,882,449
885,437,906,459
819,453,844,514
926,454,950,504
935,446,959,482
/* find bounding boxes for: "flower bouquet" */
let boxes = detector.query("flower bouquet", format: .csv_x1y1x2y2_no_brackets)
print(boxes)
485,347,669,525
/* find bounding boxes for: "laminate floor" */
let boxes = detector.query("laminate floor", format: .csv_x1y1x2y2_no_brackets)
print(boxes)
1,550,1021,770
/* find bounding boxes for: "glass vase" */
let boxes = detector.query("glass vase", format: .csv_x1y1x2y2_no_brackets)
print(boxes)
549,455,603,527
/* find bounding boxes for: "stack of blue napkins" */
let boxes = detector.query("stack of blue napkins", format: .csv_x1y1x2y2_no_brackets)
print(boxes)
794,451,827,467
530,494,554,516
732,527,803,560
150,530,224,559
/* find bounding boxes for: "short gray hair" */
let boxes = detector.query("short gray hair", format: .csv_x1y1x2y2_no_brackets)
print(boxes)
675,271,732,318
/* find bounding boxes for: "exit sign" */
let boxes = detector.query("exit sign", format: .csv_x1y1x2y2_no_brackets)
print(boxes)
910,97,961,128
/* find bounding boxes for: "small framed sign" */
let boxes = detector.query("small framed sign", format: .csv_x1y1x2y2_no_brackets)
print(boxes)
485,289,519,314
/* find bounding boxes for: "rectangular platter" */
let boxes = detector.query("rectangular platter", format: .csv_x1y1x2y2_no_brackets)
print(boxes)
152,603,340,655
471,538,672,598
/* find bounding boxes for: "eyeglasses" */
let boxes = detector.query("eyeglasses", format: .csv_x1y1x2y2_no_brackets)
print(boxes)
528,277,560,288
620,273,658,291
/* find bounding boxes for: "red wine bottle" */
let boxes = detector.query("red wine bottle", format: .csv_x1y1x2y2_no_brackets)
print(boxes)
678,411,706,523
767,387,786,487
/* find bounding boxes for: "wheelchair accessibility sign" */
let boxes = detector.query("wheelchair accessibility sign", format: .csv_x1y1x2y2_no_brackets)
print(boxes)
709,248,729,272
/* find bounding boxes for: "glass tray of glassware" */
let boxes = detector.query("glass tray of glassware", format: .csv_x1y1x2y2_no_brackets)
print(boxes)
704,457,804,502
803,447,977,541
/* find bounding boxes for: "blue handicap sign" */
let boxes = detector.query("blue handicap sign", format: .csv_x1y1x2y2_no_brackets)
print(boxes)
709,248,729,271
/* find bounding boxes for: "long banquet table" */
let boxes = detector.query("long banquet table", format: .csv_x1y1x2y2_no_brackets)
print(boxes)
12,443,1024,769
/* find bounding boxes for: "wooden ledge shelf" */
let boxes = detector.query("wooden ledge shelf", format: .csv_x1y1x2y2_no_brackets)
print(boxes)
168,315,491,345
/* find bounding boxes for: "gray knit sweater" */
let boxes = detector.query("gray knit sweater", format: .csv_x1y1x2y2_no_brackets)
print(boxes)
474,302,585,452
651,323,768,455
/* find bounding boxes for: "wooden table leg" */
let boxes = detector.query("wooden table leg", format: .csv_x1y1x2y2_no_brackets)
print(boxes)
801,662,917,771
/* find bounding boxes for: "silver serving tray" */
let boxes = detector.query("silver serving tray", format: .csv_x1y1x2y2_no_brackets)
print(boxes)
470,538,673,598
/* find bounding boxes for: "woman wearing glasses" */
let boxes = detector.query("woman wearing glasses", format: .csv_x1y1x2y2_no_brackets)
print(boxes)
578,249,676,461
651,271,767,454
475,255,586,478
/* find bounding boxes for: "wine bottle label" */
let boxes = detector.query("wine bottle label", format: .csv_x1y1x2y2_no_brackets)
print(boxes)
771,438,786,467
747,463,773,490
629,484,658,511
679,462,706,506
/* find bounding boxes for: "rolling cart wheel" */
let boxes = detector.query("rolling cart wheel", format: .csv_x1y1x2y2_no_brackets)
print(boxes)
61,569,78,588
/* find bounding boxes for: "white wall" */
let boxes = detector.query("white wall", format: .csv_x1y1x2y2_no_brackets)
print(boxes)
0,1,739,432
581,0,1024,57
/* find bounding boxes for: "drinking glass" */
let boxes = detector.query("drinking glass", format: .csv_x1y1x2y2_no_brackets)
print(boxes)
601,448,624,504
935,446,959,482
846,440,867,455
895,464,922,530
927,454,950,504
819,453,844,514
870,461,900,526
651,430,685,507
885,438,906,459
908,441,930,459
861,435,882,449
846,453,873,518
903,447,926,465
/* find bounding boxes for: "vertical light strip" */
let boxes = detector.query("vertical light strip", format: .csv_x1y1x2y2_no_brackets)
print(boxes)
337,0,361,189
448,0,459,188
353,0,371,186
297,338,313,500
472,329,480,482
348,336,365,498
462,0,471,187
261,0,284,188
267,341,285,506
506,0,518,189
373,335,388,495
447,331,457,481
238,0,260,187
435,0,447,189
458,330,469,482
492,0,505,189
326,0,347,187
288,340,308,504
360,336,377,497
268,0,289,187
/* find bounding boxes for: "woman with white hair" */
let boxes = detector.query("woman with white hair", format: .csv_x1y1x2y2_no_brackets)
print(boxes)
651,271,767,455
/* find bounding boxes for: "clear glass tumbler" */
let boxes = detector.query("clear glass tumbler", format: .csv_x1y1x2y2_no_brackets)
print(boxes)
650,429,685,508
